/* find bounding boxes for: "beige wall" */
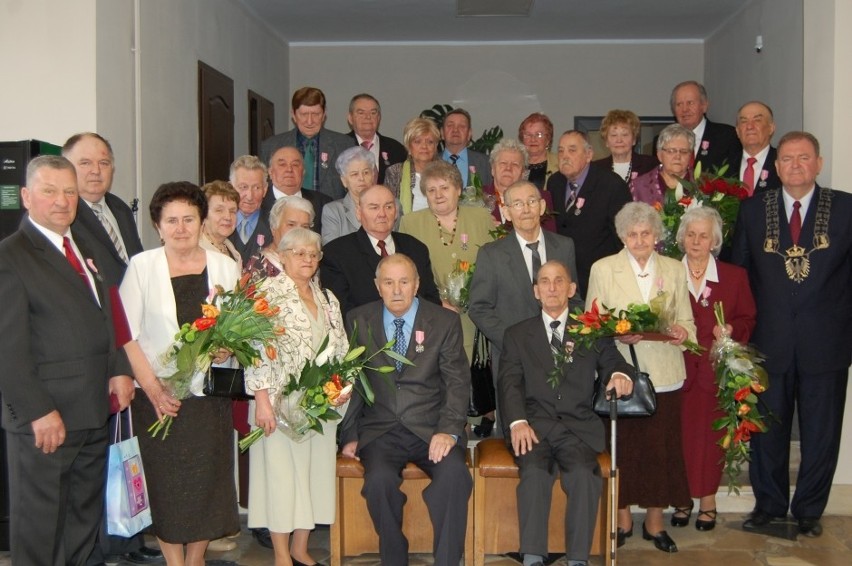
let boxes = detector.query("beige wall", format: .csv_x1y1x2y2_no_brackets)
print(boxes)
288,42,704,144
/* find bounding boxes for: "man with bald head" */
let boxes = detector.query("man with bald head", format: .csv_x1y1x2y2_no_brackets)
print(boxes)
668,80,741,171
732,101,781,195
320,184,441,315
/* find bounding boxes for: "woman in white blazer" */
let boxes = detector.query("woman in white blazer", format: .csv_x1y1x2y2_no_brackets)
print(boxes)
585,202,696,554
120,182,241,566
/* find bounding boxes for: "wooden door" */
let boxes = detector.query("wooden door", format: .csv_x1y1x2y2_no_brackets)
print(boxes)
248,89,275,158
198,61,234,184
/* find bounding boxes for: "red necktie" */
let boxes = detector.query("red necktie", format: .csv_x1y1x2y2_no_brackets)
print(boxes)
377,239,388,257
63,236,93,291
361,140,373,151
790,201,802,245
743,157,758,195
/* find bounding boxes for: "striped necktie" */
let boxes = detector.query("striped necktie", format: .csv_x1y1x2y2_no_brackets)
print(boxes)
91,202,128,262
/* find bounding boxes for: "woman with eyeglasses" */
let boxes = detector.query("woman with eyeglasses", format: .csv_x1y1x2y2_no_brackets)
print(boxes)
592,109,659,187
518,113,560,190
631,124,696,206
245,228,350,566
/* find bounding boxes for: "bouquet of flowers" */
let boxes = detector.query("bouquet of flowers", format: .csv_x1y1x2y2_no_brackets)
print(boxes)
150,272,281,439
441,259,475,312
460,166,496,211
238,325,413,450
710,302,770,494
656,162,749,258
567,296,703,355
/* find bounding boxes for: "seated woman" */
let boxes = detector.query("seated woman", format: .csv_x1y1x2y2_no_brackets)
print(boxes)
384,117,441,214
518,112,559,190
246,228,349,566
322,146,378,245
244,196,315,278
631,124,695,206
591,109,659,187
120,182,241,566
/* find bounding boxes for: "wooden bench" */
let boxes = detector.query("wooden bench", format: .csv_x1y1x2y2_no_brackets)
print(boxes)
473,438,613,566
331,454,474,566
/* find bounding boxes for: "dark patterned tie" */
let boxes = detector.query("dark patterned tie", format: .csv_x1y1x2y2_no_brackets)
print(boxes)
377,239,388,257
550,320,562,353
450,154,459,165
526,241,541,282
565,182,579,208
392,318,406,372
790,201,802,245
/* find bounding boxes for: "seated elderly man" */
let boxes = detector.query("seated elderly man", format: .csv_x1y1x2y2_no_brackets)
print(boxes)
341,253,472,566
499,260,634,566
320,184,441,315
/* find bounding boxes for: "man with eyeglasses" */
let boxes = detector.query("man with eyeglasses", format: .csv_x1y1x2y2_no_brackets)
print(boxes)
547,130,631,295
665,80,741,172
469,181,581,436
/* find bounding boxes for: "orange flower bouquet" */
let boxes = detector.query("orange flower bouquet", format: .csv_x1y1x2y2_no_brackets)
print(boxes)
150,272,281,439
710,302,770,494
441,259,475,312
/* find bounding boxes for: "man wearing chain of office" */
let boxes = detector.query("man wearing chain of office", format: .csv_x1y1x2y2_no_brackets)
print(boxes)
731,131,852,538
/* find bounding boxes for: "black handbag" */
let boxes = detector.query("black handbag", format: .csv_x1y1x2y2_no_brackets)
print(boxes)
468,329,496,417
203,366,254,401
593,344,656,417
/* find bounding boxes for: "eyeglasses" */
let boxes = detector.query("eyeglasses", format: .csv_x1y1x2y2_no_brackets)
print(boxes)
522,132,547,140
507,197,542,210
284,249,323,261
660,147,692,156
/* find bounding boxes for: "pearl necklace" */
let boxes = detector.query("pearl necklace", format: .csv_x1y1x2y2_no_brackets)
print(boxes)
612,159,633,183
436,213,458,246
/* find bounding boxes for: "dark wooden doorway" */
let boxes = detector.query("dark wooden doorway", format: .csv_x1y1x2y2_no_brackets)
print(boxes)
198,61,234,184
248,90,275,158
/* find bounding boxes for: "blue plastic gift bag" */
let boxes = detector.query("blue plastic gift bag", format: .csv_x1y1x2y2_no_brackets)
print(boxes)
105,407,152,536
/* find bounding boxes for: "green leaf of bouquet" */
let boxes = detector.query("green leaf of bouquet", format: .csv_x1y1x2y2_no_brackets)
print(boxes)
344,345,366,362
385,350,414,365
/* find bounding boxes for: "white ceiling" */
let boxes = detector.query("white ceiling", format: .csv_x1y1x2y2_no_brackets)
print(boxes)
237,0,752,44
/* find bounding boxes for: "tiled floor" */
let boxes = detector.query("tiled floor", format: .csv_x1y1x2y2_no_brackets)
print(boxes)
4,512,848,566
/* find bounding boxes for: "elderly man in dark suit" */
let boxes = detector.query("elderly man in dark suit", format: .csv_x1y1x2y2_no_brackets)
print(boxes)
441,108,493,186
320,184,441,315
547,130,632,295
346,93,407,184
228,155,274,263
340,253,472,566
732,131,852,538
262,146,331,236
731,101,781,195
260,86,355,200
0,155,133,566
62,133,161,565
500,260,633,566
669,80,741,172
63,133,144,286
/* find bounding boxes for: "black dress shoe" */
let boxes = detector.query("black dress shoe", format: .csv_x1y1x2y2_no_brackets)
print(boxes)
670,502,694,527
642,522,678,553
473,416,494,438
251,527,274,549
616,525,633,547
290,557,325,566
798,517,823,537
742,509,786,530
123,549,164,564
696,508,717,531
137,546,163,558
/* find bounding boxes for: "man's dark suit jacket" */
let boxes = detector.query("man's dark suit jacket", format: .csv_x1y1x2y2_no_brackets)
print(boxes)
340,299,469,450
499,318,633,451
228,212,274,264
261,185,332,237
652,118,742,173
260,127,356,200
320,228,441,315
729,146,781,194
0,221,130,432
346,131,407,184
731,186,852,375
72,193,144,286
547,166,632,295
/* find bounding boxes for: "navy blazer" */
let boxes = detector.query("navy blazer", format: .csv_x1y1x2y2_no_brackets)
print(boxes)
261,185,332,237
729,146,781,194
320,228,442,315
731,186,852,374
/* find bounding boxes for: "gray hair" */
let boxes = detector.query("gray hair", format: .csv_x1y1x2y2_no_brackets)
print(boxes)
269,196,315,231
503,180,541,205
670,80,708,114
26,155,76,185
656,123,696,152
489,138,529,169
614,202,664,241
676,206,724,256
335,146,377,176
349,93,381,114
230,155,268,184
278,226,321,253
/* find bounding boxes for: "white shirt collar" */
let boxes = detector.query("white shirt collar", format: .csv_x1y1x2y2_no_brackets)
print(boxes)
782,185,816,221
683,255,719,300
366,232,395,255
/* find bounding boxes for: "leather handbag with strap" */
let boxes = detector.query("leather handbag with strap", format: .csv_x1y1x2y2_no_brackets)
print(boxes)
593,343,656,417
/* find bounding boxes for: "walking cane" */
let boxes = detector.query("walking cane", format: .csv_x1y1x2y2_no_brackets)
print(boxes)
609,392,618,566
